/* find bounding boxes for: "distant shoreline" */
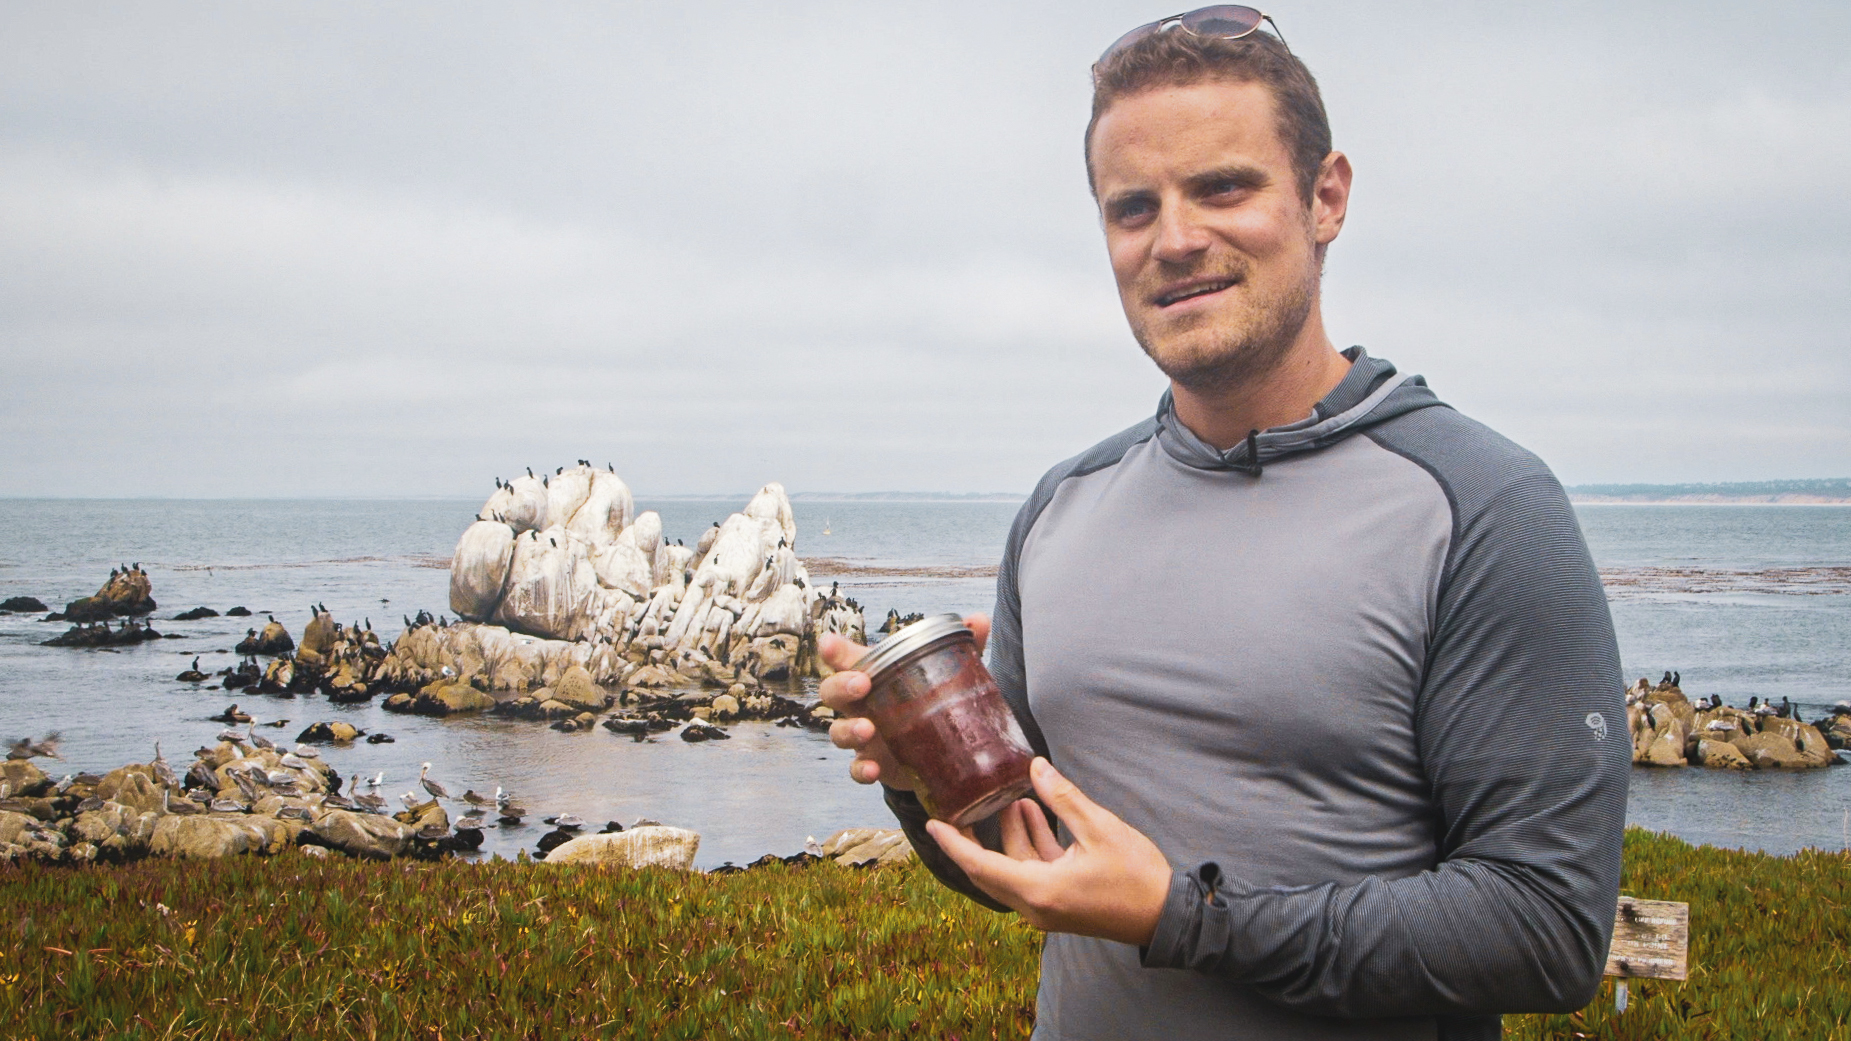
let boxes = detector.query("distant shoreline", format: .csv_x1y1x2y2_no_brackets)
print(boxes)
1570,496,1851,505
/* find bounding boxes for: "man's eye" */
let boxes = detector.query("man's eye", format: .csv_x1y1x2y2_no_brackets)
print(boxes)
1112,200,1156,223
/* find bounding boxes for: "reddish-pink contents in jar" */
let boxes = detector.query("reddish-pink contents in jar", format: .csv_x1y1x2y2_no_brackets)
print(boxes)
859,619,1034,827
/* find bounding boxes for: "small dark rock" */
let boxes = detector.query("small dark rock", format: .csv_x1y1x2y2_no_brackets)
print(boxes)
41,620,163,648
535,829,576,855
365,732,395,744
226,606,252,617
0,596,48,613
173,606,220,620
680,719,730,743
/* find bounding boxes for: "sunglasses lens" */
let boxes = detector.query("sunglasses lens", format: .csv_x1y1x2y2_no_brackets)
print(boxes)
1179,5,1264,38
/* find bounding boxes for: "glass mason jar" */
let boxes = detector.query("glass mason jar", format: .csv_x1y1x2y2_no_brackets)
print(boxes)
853,613,1035,827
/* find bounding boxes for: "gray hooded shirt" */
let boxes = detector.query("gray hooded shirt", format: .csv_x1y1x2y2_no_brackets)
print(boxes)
884,349,1630,1041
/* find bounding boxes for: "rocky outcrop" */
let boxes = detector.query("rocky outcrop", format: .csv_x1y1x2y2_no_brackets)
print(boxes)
58,566,156,620
296,721,363,744
1626,676,1838,770
543,825,701,870
236,619,295,655
310,810,414,859
252,609,387,700
0,596,48,613
378,469,864,707
150,815,289,859
818,827,916,867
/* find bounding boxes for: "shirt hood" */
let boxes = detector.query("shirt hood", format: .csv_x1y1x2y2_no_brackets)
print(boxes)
1153,347,1445,474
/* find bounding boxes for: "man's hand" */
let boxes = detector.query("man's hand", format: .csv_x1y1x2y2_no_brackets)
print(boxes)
818,613,991,791
927,757,1173,947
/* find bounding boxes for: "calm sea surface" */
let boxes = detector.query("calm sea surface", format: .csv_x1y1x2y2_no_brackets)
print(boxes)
0,499,1846,863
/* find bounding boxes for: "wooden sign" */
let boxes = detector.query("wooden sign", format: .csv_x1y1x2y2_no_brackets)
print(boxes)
1605,896,1689,981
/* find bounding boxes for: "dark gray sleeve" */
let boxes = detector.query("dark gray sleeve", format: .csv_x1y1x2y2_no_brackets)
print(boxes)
1140,435,1630,1019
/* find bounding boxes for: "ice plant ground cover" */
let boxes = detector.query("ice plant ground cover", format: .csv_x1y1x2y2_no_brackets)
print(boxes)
0,827,1843,1039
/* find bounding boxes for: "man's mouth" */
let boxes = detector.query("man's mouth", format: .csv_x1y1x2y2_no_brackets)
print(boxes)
1154,277,1239,308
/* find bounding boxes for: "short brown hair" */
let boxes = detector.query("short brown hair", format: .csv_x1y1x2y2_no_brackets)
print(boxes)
1086,28,1331,204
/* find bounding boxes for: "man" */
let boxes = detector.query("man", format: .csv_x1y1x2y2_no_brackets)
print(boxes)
821,10,1628,1040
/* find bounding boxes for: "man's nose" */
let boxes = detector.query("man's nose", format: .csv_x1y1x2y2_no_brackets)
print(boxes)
1150,203,1212,264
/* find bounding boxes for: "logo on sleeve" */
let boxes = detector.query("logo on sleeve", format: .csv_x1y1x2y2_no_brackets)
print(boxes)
1585,712,1608,741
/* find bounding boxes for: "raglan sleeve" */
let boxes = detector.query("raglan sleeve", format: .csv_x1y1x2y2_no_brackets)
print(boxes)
1138,467,1631,1018
882,491,1051,914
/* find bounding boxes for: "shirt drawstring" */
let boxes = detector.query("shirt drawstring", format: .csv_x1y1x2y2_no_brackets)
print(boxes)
1233,428,1263,477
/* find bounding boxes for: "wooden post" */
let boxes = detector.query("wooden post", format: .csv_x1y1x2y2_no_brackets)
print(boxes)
1605,896,1689,982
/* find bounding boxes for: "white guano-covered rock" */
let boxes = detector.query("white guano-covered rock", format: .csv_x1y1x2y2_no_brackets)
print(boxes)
484,475,549,533
450,520,517,620
590,524,655,596
494,526,598,640
544,467,593,530
544,825,700,870
568,470,634,547
428,465,861,689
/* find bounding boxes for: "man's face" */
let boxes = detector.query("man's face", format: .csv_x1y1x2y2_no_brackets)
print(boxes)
1090,78,1336,391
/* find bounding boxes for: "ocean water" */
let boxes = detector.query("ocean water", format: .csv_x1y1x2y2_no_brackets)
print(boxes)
0,498,1846,863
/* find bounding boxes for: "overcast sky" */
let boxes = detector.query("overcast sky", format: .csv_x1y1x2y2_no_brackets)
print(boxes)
2,1,1846,497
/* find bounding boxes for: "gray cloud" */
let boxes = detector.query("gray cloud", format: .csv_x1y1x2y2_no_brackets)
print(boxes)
2,0,1845,497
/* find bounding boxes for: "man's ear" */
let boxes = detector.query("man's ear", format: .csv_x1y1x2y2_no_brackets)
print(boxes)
1313,150,1353,247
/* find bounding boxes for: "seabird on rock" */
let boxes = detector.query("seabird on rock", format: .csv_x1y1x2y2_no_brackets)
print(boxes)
419,762,451,801
6,733,62,761
151,741,180,790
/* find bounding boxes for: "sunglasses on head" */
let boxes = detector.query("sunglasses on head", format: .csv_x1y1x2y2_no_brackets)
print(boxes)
1096,5,1290,68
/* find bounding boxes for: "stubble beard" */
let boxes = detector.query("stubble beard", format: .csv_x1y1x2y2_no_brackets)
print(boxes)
1130,259,1319,396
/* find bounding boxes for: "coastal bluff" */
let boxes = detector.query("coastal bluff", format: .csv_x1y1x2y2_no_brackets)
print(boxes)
376,467,864,707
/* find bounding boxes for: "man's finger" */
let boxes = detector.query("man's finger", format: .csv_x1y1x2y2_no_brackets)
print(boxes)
816,667,871,713
847,756,882,785
1019,799,1065,862
925,819,1048,910
998,797,1037,862
1027,757,1112,844
962,613,991,655
827,717,873,751
818,632,869,672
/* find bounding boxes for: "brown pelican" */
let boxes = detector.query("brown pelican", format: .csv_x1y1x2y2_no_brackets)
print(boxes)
246,723,275,752
6,733,62,761
151,741,180,790
418,763,451,802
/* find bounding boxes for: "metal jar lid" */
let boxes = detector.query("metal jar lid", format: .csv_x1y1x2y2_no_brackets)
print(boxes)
853,613,973,682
